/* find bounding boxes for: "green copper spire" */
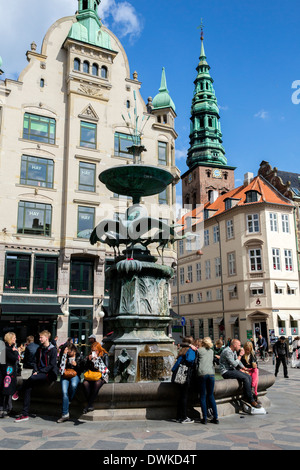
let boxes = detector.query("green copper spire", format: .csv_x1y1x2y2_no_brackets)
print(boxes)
152,67,176,112
68,0,112,50
186,29,227,169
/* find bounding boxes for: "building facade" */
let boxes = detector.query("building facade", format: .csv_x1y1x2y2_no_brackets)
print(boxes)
0,0,179,346
172,173,300,345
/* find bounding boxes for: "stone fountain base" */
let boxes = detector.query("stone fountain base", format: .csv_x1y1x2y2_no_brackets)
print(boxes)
16,369,275,421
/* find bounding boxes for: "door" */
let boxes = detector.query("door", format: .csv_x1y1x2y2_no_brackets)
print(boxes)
69,308,93,357
253,321,268,349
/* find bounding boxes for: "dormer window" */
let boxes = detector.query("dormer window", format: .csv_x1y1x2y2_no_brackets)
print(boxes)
246,190,259,203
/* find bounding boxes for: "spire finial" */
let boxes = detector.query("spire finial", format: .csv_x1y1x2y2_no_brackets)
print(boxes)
198,18,204,41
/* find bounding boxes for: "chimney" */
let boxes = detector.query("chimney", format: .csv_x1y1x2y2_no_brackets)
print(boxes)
244,172,254,186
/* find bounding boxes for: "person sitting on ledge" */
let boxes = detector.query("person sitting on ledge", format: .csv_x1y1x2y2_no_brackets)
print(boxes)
219,339,261,409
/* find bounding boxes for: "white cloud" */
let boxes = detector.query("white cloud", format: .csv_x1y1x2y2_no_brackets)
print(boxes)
175,148,187,161
0,0,143,79
254,109,269,120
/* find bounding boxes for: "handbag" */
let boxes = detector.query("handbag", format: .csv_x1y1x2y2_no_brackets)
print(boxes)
84,370,102,381
62,368,77,379
173,363,189,384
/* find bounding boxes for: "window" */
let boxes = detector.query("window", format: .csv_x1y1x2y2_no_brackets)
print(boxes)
249,248,262,271
158,141,167,165
179,240,184,256
226,219,234,239
250,283,264,295
158,189,168,205
23,113,56,145
225,199,232,210
272,248,281,270
92,63,98,76
213,225,219,243
80,121,97,149
114,132,140,158
197,292,203,302
215,257,221,277
198,318,204,339
40,78,45,88
20,155,54,189
246,191,259,203
208,318,214,340
180,294,186,304
188,293,194,303
83,61,90,73
228,252,236,276
77,206,95,238
206,290,212,301
282,214,289,233
179,267,184,285
204,229,209,246
33,256,58,293
196,262,201,282
284,249,293,271
79,162,96,192
70,258,94,295
187,265,193,283
101,66,108,79
205,260,211,279
275,284,284,294
74,58,80,71
247,214,259,233
269,213,278,232
229,285,238,299
17,201,52,236
216,288,222,300
4,254,30,291
287,285,296,295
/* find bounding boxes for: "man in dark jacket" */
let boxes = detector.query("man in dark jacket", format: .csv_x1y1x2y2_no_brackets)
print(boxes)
274,336,289,378
23,336,39,369
15,330,57,422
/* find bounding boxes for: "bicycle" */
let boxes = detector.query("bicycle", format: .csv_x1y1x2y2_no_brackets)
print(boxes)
255,348,269,363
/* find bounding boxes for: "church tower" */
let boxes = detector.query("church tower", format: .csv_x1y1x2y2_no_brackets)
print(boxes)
182,28,235,208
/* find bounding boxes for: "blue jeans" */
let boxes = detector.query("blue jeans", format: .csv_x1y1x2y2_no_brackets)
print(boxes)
198,375,218,421
61,376,80,416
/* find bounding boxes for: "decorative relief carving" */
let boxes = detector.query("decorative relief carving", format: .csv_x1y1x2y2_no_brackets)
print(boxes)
78,84,103,97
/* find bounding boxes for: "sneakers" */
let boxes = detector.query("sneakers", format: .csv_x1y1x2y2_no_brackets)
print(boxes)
57,414,69,423
15,415,29,422
181,417,194,424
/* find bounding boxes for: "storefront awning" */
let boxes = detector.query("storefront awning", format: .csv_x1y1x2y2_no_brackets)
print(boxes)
229,316,239,324
213,317,223,324
287,282,299,290
250,282,263,289
290,312,300,321
1,297,63,315
277,312,289,321
275,282,286,289
227,285,237,292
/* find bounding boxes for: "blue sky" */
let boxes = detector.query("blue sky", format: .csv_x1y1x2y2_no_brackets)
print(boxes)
1,0,300,200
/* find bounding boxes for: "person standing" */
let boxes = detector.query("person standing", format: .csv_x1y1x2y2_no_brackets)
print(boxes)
257,334,267,361
171,337,196,424
196,337,219,424
0,332,19,418
274,336,289,378
22,336,39,370
15,330,58,422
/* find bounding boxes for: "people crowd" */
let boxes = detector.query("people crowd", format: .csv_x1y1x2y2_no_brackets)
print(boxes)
0,329,294,424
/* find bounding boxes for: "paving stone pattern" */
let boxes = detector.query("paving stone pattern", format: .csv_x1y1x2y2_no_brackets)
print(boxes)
0,362,299,450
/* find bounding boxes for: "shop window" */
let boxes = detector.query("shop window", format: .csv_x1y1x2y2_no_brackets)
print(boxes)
78,161,96,192
23,113,56,145
70,258,94,295
17,201,52,237
20,155,54,188
80,121,97,149
33,256,58,293
4,254,31,292
77,206,95,239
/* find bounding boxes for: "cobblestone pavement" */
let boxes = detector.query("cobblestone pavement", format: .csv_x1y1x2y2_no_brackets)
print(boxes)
0,361,299,451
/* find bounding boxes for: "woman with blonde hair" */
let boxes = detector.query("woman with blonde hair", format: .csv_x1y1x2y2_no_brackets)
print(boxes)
196,336,219,424
241,341,259,401
0,332,19,418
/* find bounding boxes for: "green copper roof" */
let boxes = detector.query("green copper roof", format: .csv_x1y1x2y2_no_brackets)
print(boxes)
68,0,112,50
152,67,176,112
187,33,227,169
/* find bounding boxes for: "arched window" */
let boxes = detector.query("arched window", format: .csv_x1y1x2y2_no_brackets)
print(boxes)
74,58,80,71
40,78,45,88
92,63,98,76
83,61,90,74
126,100,130,109
101,66,108,79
